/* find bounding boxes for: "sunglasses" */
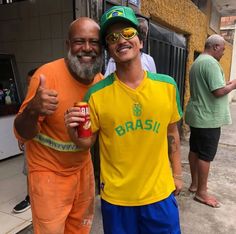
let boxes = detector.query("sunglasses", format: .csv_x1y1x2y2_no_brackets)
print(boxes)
105,27,138,44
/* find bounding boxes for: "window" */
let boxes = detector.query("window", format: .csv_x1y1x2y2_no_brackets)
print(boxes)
0,54,22,116
0,0,26,5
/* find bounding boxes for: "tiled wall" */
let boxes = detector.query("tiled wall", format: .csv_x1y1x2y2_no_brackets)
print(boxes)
0,0,74,95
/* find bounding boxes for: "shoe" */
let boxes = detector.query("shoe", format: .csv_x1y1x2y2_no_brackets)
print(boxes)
13,195,31,213
194,195,221,208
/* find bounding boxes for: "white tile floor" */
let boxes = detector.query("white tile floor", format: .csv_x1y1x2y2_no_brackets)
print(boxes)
0,154,32,234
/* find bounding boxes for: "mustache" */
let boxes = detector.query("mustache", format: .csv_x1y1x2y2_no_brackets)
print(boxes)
76,51,97,58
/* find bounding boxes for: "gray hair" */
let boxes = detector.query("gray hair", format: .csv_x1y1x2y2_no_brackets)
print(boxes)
205,34,225,49
137,17,149,42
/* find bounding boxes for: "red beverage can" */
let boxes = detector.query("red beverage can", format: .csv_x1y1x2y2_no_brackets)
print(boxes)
74,102,92,138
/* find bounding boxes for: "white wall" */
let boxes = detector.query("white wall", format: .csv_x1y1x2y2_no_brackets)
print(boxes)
229,25,236,102
0,115,21,160
210,4,221,34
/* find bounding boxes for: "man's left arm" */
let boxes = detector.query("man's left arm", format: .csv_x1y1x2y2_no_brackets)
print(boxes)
212,79,236,97
167,122,183,196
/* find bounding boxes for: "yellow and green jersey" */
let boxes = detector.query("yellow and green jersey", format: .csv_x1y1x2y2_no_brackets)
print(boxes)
84,71,182,206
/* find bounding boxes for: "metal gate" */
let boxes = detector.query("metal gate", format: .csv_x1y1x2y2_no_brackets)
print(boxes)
149,22,187,109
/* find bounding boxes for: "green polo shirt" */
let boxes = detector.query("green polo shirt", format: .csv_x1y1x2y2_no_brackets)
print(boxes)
185,54,231,128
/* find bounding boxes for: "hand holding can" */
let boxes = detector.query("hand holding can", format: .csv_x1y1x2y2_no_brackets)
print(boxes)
74,102,92,138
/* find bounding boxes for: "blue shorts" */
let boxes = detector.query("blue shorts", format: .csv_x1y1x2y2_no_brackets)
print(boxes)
101,193,181,234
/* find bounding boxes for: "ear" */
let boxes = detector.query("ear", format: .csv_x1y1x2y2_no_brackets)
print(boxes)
140,40,143,50
66,40,70,50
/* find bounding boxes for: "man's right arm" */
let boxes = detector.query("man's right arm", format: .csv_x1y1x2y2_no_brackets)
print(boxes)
14,106,40,140
14,74,58,140
212,79,236,97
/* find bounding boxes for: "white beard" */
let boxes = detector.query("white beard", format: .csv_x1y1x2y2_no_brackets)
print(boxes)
67,50,103,82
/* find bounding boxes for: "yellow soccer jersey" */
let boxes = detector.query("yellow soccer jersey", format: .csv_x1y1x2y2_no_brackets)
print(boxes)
84,71,182,206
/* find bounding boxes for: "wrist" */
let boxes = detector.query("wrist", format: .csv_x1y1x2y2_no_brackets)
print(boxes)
25,102,40,117
173,174,183,180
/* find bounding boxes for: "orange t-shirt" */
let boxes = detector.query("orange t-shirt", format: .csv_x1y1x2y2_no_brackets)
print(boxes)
15,58,103,175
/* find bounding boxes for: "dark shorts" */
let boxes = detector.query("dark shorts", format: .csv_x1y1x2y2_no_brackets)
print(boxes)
101,194,181,234
189,127,221,162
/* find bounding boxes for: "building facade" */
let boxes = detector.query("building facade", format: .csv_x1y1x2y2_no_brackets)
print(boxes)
0,0,235,160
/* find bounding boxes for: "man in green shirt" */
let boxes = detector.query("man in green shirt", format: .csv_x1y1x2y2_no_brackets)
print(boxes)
185,34,236,208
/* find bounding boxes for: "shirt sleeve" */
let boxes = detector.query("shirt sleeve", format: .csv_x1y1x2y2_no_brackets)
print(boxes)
141,53,157,73
149,56,157,73
88,95,100,133
170,84,183,124
205,61,225,91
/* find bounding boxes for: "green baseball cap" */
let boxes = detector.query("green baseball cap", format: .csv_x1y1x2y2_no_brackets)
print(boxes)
100,6,139,45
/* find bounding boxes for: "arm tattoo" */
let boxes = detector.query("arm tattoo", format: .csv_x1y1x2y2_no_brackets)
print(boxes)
168,135,177,155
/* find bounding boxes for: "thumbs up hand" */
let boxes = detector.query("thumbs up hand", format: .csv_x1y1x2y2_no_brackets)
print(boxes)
28,74,59,116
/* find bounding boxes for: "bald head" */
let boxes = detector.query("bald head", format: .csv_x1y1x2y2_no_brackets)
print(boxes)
205,34,225,50
66,17,102,84
204,34,226,61
68,17,100,40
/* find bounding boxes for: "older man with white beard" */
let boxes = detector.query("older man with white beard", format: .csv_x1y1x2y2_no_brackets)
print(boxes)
13,17,103,234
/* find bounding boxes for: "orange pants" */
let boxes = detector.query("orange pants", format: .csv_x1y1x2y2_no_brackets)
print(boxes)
28,160,95,234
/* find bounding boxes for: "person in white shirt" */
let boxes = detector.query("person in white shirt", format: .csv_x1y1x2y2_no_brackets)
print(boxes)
104,17,156,77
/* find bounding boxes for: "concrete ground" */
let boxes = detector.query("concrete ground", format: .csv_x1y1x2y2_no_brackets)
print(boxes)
17,103,236,234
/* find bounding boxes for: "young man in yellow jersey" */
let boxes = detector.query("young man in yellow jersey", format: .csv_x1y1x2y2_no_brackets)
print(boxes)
65,6,183,234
